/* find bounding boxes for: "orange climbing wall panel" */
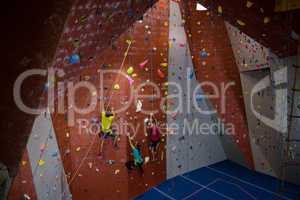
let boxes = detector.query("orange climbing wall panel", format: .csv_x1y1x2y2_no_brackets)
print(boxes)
180,0,254,168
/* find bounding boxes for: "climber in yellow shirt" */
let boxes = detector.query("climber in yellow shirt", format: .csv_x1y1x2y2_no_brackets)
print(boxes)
99,108,118,156
101,110,114,134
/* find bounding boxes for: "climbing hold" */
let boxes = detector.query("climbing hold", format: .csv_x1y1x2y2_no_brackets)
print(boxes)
171,112,177,120
145,156,150,164
237,20,246,26
157,69,165,78
189,71,194,79
139,59,148,69
107,160,116,165
136,100,142,112
52,152,58,157
127,67,134,75
69,54,80,64
23,194,31,200
114,84,120,90
160,63,168,68
126,40,132,45
218,6,223,14
126,75,134,85
171,146,176,152
264,17,271,24
144,118,150,125
246,1,254,8
199,50,209,58
38,159,45,166
88,162,93,169
40,144,46,151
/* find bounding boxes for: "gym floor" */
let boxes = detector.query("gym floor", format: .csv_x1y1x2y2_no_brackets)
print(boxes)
136,160,300,200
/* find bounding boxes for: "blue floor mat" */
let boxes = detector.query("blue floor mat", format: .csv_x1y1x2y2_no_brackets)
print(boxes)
136,160,300,200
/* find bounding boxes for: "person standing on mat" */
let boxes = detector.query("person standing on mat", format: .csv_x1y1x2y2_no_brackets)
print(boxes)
125,135,144,175
99,107,118,156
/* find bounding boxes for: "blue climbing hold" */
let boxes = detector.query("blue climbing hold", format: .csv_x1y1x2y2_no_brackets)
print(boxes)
199,50,208,58
189,71,194,79
196,94,203,102
69,54,80,64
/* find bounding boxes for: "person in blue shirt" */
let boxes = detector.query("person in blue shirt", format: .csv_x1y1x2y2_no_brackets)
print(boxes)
125,135,144,175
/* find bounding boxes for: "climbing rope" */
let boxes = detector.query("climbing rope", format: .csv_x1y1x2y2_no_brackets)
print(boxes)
68,36,133,186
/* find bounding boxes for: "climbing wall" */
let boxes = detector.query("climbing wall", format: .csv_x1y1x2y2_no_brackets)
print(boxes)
52,0,158,69
166,0,226,179
179,0,254,168
225,22,278,72
286,56,300,184
125,1,169,198
28,111,71,199
9,1,164,199
239,69,284,177
226,21,300,183
226,22,282,176
8,112,71,200
288,57,300,143
47,0,169,199
8,150,37,200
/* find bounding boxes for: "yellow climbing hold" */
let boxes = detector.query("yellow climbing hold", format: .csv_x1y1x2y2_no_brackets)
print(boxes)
237,19,246,26
126,40,132,45
38,159,45,166
264,17,271,24
160,63,168,68
246,1,254,8
218,6,223,14
114,84,120,90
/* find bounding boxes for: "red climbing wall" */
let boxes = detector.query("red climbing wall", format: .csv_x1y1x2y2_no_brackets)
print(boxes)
179,0,254,168
8,150,37,200
50,1,160,186
126,1,169,198
51,0,169,199
9,0,171,199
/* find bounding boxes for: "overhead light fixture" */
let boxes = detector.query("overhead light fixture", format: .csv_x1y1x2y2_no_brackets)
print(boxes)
196,3,207,11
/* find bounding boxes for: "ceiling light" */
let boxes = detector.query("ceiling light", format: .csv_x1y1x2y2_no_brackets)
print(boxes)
196,3,207,11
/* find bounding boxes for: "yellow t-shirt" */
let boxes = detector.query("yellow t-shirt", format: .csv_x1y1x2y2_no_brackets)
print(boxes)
101,111,114,133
